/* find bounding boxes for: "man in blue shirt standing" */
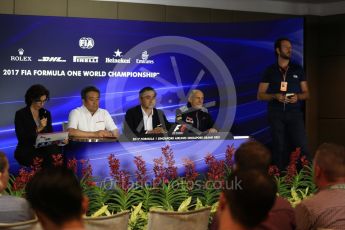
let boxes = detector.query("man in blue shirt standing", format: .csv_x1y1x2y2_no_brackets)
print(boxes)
257,38,310,170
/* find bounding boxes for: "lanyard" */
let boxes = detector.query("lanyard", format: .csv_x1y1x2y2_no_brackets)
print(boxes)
279,65,289,82
279,65,289,110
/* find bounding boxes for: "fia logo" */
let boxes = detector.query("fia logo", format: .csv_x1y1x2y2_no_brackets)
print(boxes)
79,37,94,49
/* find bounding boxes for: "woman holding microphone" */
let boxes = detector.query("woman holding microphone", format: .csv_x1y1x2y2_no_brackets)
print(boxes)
14,84,61,167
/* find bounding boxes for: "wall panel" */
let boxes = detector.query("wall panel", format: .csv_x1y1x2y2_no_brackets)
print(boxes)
68,0,117,19
319,14,345,57
118,2,164,21
319,119,345,147
15,0,67,16
0,0,14,14
166,6,210,22
319,56,345,118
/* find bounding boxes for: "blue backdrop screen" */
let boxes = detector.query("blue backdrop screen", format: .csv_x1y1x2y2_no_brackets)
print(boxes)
0,14,304,171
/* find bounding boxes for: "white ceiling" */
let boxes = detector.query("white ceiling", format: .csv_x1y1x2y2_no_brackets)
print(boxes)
95,0,345,16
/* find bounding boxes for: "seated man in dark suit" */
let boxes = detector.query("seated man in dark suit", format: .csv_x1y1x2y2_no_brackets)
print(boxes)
124,87,171,137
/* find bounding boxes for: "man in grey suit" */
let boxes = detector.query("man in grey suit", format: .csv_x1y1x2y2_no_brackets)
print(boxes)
0,152,35,223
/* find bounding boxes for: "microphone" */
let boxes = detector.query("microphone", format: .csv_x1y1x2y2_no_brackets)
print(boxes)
39,108,47,119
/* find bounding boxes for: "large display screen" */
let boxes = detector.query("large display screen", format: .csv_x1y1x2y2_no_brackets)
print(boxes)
0,14,304,173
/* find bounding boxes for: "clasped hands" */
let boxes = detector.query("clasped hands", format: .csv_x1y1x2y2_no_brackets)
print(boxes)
146,126,167,134
274,93,298,104
95,130,117,138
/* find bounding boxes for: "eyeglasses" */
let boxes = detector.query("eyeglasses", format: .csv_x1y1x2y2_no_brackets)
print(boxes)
34,99,48,104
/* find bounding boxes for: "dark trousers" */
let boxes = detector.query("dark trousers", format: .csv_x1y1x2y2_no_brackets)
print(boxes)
15,144,63,168
268,109,309,171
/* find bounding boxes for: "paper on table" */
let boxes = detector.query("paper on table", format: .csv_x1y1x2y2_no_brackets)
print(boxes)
35,131,69,148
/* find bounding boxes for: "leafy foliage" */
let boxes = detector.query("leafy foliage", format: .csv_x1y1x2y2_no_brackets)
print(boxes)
6,145,318,229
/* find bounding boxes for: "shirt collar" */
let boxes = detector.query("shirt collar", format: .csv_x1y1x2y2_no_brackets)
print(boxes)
81,105,99,116
141,106,153,117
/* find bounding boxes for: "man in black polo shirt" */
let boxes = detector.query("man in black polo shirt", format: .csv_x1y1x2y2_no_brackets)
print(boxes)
257,38,310,170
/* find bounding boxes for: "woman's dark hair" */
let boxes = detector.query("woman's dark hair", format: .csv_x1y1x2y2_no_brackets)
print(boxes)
24,84,50,106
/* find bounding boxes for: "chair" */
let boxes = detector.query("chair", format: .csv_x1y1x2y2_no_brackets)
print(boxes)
0,218,42,230
62,121,69,131
84,211,130,230
147,207,211,230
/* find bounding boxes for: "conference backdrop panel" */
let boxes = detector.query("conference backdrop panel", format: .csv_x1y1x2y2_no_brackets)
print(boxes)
0,14,304,173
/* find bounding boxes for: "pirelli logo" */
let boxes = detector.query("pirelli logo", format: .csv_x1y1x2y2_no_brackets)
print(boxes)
73,56,98,63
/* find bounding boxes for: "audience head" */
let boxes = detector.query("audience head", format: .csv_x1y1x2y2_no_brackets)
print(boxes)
25,167,87,229
188,89,204,109
218,170,277,229
274,37,292,59
0,152,9,192
25,84,50,109
234,140,271,172
313,142,345,187
81,86,100,114
139,87,156,110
